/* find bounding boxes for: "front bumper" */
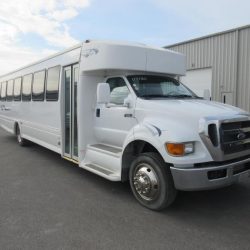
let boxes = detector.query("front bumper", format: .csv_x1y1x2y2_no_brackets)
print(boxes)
170,157,250,191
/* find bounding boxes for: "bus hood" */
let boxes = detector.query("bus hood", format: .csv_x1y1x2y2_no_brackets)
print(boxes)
135,98,249,131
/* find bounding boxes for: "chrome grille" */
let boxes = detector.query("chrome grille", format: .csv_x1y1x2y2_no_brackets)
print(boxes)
220,121,250,155
199,115,250,161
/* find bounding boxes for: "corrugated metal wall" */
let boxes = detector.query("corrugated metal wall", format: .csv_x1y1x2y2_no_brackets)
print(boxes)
237,28,250,111
166,26,250,112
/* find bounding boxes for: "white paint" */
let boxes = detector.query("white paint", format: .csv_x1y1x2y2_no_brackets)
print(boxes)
81,41,186,75
180,68,212,98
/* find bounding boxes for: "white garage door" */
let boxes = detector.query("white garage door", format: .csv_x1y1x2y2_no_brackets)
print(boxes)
180,68,212,98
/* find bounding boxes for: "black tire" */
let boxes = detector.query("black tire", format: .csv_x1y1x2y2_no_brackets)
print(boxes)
129,152,177,211
16,125,29,147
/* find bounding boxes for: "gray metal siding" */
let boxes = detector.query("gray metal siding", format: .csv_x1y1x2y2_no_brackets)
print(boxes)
167,26,250,112
237,28,250,111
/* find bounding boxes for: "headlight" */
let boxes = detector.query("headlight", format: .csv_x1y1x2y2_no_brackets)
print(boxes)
165,142,194,156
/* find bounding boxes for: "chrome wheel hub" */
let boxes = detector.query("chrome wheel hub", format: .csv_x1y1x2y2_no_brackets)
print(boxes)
133,163,160,201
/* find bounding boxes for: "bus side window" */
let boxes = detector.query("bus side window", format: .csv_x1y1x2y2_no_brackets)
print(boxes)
46,66,60,101
1,82,7,101
32,70,45,101
22,74,32,101
14,77,22,101
6,80,14,102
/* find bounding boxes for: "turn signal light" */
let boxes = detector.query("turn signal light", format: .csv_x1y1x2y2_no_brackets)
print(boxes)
166,143,185,156
166,142,194,156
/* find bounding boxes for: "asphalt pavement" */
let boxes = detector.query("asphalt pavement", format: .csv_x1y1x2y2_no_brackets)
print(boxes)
0,127,250,250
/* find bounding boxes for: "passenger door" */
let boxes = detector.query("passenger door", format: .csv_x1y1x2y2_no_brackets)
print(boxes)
63,64,79,160
95,77,137,147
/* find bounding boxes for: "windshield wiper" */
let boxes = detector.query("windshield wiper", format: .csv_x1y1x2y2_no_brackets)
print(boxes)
167,94,194,98
139,94,167,98
171,94,203,99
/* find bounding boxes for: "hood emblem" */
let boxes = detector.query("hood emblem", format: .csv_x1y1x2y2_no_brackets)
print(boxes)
237,132,246,140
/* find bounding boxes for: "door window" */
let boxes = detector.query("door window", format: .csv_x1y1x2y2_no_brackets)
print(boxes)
63,64,78,160
73,66,78,157
64,68,71,155
106,77,130,105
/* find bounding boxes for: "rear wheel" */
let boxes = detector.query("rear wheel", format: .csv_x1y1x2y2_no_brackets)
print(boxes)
16,125,29,146
129,152,177,211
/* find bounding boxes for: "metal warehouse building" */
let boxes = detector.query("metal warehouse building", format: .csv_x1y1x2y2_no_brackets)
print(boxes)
165,25,250,112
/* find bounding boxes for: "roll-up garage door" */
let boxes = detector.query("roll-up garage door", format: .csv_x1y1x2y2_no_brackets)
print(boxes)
180,68,212,99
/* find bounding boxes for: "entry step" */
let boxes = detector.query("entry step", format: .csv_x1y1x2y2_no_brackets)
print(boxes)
84,163,120,181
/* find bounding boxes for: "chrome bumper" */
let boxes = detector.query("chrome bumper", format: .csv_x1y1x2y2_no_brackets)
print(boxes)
170,157,250,191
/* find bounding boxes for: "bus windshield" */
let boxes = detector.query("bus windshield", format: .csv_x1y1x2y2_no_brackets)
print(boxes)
127,75,198,99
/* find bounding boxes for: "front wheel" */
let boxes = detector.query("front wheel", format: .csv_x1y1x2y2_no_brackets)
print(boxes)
16,125,29,147
129,152,177,211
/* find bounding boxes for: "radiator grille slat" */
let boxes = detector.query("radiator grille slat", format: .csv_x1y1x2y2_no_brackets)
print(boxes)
221,121,250,155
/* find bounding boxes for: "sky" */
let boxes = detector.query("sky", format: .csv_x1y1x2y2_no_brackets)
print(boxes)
0,0,250,75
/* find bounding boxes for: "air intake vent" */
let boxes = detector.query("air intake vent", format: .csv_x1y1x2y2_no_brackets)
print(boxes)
208,124,219,146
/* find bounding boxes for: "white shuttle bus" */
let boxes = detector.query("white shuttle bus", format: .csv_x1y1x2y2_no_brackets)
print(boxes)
0,40,249,210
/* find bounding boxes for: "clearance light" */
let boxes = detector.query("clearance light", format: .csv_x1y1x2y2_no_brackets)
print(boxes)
166,142,194,156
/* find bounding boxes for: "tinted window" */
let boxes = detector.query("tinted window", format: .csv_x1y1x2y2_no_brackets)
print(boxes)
106,77,130,105
1,82,7,101
22,74,32,101
6,80,14,101
14,77,22,101
33,70,45,101
46,66,60,101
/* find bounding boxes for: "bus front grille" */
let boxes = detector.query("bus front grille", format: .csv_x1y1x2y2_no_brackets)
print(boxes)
220,121,250,155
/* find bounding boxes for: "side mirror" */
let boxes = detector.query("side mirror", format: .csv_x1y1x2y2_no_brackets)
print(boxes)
123,94,133,108
203,89,211,101
97,83,110,104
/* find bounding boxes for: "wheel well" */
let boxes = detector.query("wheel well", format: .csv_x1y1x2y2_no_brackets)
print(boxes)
121,140,162,182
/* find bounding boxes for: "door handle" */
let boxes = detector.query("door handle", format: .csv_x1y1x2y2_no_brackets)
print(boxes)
124,114,133,118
